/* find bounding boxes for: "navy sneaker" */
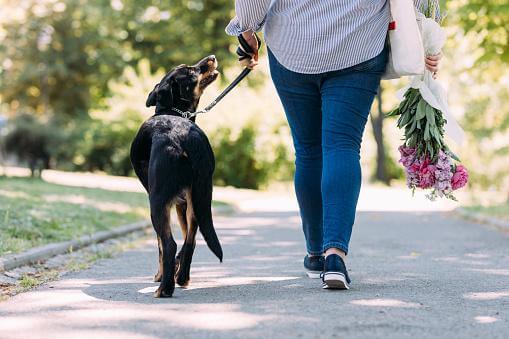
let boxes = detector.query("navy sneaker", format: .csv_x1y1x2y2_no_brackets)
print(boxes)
321,254,351,290
304,255,324,279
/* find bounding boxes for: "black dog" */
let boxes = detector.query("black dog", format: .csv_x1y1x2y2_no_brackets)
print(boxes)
130,55,222,298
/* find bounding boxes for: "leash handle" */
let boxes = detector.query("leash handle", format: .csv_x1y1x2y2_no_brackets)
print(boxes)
237,32,262,61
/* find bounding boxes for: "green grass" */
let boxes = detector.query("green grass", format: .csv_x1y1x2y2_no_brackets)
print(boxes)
0,176,149,256
464,202,509,221
0,176,231,256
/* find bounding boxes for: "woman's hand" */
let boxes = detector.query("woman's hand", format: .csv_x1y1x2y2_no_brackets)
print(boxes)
239,30,259,69
425,52,442,79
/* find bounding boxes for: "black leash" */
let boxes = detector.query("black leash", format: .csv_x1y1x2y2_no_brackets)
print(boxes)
172,33,261,119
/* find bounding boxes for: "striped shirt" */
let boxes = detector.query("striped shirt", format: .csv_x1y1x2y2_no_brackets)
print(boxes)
226,0,440,74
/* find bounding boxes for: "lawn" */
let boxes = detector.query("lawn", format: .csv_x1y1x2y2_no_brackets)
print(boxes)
0,176,151,256
464,202,509,221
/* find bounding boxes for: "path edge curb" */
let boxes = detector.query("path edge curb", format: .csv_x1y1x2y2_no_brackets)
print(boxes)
0,221,150,273
456,207,509,232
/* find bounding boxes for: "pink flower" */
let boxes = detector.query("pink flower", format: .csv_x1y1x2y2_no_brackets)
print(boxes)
408,162,420,174
418,164,436,189
398,145,416,167
451,165,469,190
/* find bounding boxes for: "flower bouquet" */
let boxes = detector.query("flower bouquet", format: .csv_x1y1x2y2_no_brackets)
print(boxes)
387,3,468,201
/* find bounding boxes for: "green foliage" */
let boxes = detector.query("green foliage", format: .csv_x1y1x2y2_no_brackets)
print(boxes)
388,88,450,161
444,1,509,193
210,122,294,189
74,112,143,176
71,59,159,176
452,0,509,64
370,144,404,184
0,0,237,118
211,123,268,189
1,114,67,174
385,150,405,181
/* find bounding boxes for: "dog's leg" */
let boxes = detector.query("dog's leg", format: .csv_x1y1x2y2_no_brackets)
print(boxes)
154,236,163,282
149,196,177,298
176,191,198,287
175,203,188,280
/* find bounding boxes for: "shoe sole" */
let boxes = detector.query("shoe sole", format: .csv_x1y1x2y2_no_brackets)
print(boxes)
306,270,322,279
322,272,350,290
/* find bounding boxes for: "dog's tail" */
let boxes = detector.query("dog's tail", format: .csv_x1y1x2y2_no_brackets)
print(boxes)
191,180,223,262
184,129,223,262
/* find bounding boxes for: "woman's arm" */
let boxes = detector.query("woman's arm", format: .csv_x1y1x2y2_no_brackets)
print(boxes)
225,0,272,36
414,0,442,77
225,0,271,69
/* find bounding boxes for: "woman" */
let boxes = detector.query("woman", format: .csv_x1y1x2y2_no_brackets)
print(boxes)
226,0,441,290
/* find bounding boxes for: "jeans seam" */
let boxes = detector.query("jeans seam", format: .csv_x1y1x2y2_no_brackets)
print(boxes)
323,242,349,255
307,249,323,256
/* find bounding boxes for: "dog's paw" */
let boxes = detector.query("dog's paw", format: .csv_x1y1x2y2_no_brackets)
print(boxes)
154,285,174,298
176,274,190,288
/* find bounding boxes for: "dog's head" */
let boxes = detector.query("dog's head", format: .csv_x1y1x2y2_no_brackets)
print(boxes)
146,55,219,112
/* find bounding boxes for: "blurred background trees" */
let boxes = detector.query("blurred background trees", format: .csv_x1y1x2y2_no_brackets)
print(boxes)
0,0,508,195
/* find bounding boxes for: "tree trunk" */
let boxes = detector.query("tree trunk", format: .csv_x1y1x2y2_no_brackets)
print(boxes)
370,86,390,185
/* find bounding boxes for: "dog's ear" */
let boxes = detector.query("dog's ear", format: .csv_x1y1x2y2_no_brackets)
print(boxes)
146,83,159,107
145,80,174,108
156,82,173,108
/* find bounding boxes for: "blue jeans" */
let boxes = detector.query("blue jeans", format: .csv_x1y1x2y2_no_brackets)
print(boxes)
268,47,387,255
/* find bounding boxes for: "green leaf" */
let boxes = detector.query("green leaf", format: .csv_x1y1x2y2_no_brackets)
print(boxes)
424,123,430,141
400,111,412,127
407,117,418,135
386,107,400,117
425,104,436,126
416,99,427,120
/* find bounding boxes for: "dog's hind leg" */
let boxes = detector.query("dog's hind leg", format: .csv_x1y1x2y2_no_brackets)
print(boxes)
176,191,198,287
154,236,163,282
149,195,177,298
174,203,188,280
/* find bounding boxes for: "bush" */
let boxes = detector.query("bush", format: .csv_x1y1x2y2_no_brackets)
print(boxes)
210,121,294,189
73,111,144,176
211,123,268,189
1,114,64,176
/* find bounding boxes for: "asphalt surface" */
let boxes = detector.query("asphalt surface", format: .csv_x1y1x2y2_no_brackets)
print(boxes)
0,190,508,339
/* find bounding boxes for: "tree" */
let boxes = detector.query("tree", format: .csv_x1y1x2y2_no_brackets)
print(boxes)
445,1,509,194
370,86,403,185
452,0,509,65
0,0,237,119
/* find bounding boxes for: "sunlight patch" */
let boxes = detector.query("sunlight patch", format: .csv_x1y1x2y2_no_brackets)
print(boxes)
474,316,499,324
138,276,299,294
464,291,509,300
44,194,132,213
350,298,421,308
466,268,509,276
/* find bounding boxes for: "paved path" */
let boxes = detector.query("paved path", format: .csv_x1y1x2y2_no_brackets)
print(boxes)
0,189,508,338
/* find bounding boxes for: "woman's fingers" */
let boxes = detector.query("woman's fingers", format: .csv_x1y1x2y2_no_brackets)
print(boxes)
426,53,442,61
241,31,260,69
425,52,442,73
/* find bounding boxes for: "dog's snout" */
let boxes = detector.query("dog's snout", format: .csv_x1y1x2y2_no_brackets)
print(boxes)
197,55,217,74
